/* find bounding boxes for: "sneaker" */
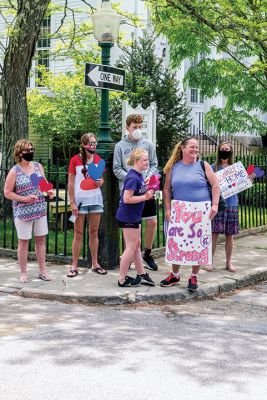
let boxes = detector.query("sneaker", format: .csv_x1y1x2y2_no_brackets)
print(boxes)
137,273,155,286
188,276,198,292
160,273,180,287
142,253,158,271
118,275,141,287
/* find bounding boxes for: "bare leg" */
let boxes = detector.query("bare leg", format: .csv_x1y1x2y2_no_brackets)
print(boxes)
119,228,140,283
225,234,236,271
132,227,146,275
205,233,218,271
144,217,157,249
34,235,48,275
172,264,180,273
71,214,86,269
88,213,102,269
18,239,29,282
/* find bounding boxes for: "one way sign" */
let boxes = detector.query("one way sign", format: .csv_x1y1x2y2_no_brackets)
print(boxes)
85,63,125,92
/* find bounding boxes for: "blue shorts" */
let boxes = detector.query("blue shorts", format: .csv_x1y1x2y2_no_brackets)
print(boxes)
79,205,104,214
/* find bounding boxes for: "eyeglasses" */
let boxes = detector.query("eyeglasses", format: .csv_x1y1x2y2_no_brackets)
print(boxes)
22,147,35,153
87,142,97,146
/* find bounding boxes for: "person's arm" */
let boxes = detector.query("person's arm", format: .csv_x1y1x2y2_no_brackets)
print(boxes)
204,161,220,220
123,189,154,204
145,143,158,178
163,171,172,221
68,173,78,217
113,145,128,181
4,169,38,203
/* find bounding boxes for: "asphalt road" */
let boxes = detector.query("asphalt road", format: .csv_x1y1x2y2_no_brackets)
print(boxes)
1,282,267,400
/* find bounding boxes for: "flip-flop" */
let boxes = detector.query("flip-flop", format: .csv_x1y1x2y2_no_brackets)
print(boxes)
92,266,107,275
37,273,52,281
67,269,79,278
204,265,214,272
225,266,237,273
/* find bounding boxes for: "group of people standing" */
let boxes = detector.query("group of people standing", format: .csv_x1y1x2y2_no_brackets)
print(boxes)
4,114,240,291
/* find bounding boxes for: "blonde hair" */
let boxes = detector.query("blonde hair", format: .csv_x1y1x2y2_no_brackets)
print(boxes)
214,141,234,172
127,148,147,166
163,137,198,174
13,140,34,163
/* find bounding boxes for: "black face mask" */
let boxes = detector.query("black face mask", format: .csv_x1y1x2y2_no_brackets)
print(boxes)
21,152,34,162
219,150,232,160
87,149,96,154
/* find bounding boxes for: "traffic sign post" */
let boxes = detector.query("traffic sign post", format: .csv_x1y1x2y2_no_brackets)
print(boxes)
85,63,125,92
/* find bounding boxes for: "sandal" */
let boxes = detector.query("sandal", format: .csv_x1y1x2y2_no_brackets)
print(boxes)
225,266,237,273
204,265,214,272
37,272,52,281
67,269,79,278
92,266,107,275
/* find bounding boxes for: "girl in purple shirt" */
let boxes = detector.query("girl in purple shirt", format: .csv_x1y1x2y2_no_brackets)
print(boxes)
116,149,155,287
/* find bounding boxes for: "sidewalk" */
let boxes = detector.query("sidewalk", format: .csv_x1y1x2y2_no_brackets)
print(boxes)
0,232,266,305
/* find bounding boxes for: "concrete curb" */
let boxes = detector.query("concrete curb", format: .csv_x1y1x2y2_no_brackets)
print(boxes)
2,267,266,306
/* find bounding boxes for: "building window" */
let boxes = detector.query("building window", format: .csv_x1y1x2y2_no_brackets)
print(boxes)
199,91,204,103
190,88,198,103
35,15,51,87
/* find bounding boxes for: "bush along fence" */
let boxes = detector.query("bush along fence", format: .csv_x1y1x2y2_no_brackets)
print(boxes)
0,155,266,261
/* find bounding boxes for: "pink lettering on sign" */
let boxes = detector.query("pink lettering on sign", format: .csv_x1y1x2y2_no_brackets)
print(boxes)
173,201,203,224
166,238,209,265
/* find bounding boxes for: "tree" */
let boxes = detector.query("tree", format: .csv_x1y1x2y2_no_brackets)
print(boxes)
0,0,50,169
110,31,191,167
27,68,100,161
148,0,267,137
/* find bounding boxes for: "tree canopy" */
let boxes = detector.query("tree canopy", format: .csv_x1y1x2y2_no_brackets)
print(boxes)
148,0,267,135
111,31,191,167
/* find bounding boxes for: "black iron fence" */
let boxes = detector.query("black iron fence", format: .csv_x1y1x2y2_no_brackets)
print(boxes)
0,155,266,260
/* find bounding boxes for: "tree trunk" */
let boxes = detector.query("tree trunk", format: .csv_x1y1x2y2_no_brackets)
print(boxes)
0,0,50,171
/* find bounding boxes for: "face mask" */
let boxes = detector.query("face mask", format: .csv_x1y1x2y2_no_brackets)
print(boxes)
85,145,96,154
21,152,34,162
219,150,232,160
131,129,143,140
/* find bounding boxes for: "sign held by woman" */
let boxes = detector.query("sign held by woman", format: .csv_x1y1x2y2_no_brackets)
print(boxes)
165,200,212,266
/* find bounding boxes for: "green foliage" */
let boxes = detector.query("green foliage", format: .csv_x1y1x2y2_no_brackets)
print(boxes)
28,70,100,161
148,0,267,135
110,31,191,167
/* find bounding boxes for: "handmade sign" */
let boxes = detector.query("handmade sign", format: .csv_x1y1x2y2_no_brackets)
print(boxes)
30,173,53,193
165,200,212,266
80,178,97,190
215,161,252,199
147,174,161,191
88,159,105,180
246,165,265,180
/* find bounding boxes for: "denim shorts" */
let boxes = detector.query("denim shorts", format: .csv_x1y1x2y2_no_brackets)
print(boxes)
79,205,104,214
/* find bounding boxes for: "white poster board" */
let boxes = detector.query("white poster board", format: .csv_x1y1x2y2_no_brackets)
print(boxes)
122,100,157,145
216,161,252,199
165,200,212,266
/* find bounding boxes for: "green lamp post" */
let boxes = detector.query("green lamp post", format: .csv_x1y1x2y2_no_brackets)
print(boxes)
91,0,121,269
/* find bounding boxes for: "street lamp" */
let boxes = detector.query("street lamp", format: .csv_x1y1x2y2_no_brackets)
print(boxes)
91,0,121,269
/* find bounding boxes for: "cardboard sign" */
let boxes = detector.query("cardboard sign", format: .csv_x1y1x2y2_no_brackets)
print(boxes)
165,200,212,266
216,162,252,199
